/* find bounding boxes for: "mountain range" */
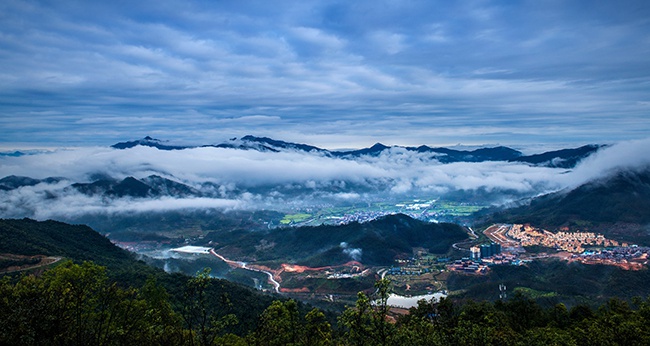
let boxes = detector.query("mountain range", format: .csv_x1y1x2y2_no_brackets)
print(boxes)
0,174,202,199
0,136,606,203
111,135,603,168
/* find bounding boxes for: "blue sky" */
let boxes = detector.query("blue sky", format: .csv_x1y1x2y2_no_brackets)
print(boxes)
1,0,649,149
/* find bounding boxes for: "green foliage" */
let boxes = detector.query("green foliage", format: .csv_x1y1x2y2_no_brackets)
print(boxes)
5,218,650,345
0,261,184,345
338,279,397,346
182,268,238,346
0,218,303,338
447,259,650,306
0,218,133,266
0,256,40,270
3,264,650,345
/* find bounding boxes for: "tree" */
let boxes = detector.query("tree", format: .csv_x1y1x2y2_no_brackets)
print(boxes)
254,299,300,346
182,268,238,346
338,278,395,346
138,276,184,345
304,308,332,346
0,260,175,345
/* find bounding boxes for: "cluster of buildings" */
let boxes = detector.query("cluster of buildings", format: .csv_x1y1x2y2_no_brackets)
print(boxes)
482,223,649,269
505,224,619,253
469,243,502,261
447,259,489,274
572,246,650,269
385,266,433,276
446,242,503,274
395,200,434,210
336,211,396,224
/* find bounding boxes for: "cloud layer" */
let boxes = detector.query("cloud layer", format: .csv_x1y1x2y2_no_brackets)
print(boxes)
1,138,649,219
1,1,649,148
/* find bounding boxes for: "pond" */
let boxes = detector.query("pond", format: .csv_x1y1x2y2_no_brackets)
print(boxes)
386,292,447,308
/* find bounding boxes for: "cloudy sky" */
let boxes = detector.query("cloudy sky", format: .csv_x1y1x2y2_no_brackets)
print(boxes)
1,0,649,149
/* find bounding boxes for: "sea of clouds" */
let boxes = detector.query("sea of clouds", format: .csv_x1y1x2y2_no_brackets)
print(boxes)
1,138,649,220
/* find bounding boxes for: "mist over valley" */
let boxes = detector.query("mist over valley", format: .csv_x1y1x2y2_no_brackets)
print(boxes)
2,136,642,224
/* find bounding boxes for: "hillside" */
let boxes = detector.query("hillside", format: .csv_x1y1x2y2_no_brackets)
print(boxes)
510,144,603,168
448,258,650,307
483,168,650,244
208,214,468,266
0,218,134,266
0,218,302,335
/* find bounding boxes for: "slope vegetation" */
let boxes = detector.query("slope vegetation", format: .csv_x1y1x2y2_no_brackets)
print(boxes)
209,214,468,266
484,168,650,244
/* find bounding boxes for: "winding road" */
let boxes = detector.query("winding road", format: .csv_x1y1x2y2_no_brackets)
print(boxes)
452,226,480,251
0,256,62,274
209,249,280,293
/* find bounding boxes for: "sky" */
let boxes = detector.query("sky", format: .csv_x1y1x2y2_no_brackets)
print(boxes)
1,0,649,149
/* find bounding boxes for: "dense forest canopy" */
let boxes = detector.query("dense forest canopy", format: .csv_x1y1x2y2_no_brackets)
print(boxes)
3,262,650,345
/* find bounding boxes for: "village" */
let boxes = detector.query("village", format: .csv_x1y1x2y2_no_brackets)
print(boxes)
482,223,650,270
387,223,650,291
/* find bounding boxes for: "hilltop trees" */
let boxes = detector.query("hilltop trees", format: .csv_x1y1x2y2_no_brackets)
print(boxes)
4,261,650,345
0,261,183,345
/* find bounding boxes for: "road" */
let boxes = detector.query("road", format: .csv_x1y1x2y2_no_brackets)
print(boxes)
484,224,519,247
0,256,62,274
452,226,481,251
210,249,280,293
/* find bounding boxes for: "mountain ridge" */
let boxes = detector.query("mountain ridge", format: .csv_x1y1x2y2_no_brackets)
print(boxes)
111,135,601,168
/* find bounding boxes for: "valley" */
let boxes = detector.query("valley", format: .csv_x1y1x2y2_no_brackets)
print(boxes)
2,137,650,310
3,2,650,342
277,199,484,226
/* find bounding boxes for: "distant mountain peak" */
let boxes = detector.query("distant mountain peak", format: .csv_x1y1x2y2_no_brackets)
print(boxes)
370,143,389,150
239,135,328,153
109,136,602,168
111,136,190,150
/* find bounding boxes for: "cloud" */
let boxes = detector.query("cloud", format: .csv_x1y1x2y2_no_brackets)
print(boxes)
0,1,649,148
0,137,649,220
0,180,247,220
340,242,362,261
566,138,650,187
369,30,406,54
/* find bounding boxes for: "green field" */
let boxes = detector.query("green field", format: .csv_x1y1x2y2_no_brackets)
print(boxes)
280,213,313,224
279,200,486,227
437,202,485,216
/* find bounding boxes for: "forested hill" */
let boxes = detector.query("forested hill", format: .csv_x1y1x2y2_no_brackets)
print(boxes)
481,169,650,244
0,218,133,266
208,213,468,266
0,218,307,337
4,220,650,344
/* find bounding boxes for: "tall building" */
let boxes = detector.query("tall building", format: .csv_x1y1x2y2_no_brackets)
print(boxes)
491,242,502,256
480,244,492,258
479,243,502,259
470,246,481,260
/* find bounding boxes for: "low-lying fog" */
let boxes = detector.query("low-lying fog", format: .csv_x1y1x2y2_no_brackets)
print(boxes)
1,138,649,220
